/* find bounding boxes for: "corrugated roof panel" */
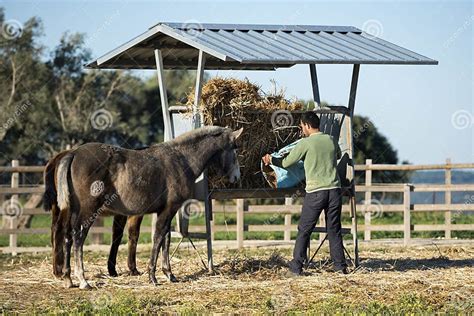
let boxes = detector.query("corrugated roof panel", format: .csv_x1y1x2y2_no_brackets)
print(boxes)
217,30,274,59
343,32,404,60
198,30,250,60
291,31,349,60
331,32,396,61
231,30,289,60
358,32,428,61
304,31,367,61
86,22,438,70
262,30,320,60
319,32,381,60
249,30,308,61
276,31,333,60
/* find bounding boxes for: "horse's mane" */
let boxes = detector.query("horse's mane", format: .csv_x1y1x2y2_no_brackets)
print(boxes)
168,126,228,146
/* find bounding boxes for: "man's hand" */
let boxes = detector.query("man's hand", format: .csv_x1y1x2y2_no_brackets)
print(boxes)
262,154,272,166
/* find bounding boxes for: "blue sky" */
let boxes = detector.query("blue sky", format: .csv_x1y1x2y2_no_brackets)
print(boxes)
3,0,473,164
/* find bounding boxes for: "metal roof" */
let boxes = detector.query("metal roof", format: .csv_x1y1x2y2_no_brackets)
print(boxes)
86,22,438,70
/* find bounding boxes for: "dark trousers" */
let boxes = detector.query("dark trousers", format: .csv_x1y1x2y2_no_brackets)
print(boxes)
289,187,347,272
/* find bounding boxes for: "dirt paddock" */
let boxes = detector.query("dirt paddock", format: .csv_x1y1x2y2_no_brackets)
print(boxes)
0,242,473,314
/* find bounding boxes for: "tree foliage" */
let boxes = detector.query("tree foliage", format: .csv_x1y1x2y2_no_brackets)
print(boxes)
0,8,404,183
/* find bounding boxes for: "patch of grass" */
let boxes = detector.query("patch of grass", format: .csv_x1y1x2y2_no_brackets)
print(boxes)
1,205,472,247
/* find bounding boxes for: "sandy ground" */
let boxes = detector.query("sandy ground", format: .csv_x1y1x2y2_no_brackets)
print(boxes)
0,242,473,313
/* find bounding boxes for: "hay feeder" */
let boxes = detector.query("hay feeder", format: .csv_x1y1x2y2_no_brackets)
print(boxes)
86,22,438,271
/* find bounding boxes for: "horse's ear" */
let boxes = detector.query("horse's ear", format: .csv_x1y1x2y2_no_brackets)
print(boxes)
231,127,244,140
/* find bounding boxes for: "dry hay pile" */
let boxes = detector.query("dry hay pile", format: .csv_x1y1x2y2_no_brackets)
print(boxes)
1,244,473,313
185,77,306,189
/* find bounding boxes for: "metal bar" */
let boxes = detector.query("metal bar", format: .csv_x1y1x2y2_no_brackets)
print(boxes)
346,64,360,267
348,64,360,117
187,236,208,270
149,35,161,243
203,170,214,272
351,195,359,267
155,22,361,33
193,50,206,129
154,49,172,141
170,237,184,259
306,234,328,268
309,64,321,108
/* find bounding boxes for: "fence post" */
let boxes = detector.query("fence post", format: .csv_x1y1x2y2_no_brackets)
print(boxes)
364,159,372,241
445,158,452,239
284,197,292,241
10,160,19,256
403,184,412,246
236,199,244,249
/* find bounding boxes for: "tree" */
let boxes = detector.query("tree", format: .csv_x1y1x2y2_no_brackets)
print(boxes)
353,115,410,184
0,8,48,144
305,100,410,183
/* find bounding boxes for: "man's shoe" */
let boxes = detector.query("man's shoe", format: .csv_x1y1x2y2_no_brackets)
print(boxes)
285,269,302,278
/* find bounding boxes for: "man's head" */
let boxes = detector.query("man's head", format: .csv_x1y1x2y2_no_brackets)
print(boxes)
299,111,320,137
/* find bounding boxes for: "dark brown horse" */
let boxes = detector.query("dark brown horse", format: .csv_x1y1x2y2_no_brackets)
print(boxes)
45,126,243,289
44,151,144,279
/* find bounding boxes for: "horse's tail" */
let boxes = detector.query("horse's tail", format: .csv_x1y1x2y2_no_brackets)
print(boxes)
56,153,74,211
44,150,74,277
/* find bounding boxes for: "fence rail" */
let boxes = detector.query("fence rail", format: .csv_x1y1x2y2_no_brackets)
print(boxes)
0,159,473,254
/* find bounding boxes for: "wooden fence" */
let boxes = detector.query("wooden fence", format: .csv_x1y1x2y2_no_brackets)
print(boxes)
0,159,473,254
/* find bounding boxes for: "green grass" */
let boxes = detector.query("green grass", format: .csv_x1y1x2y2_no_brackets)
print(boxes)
0,245,472,314
1,288,468,315
1,209,472,247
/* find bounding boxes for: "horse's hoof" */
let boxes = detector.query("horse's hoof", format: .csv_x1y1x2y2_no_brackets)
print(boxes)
79,282,92,290
64,278,74,289
128,269,141,276
108,270,118,277
149,276,159,286
167,274,178,283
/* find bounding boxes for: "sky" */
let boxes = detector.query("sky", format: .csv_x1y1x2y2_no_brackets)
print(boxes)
2,0,473,164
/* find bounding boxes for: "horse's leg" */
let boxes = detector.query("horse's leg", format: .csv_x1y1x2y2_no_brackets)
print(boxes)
161,226,177,282
63,231,73,288
62,209,74,288
148,212,171,286
108,215,127,277
71,212,93,290
51,205,64,278
127,215,143,276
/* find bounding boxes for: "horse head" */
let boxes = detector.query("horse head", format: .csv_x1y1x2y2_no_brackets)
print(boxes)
211,127,244,184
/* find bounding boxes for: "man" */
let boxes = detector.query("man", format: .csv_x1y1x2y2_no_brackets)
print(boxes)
262,111,349,275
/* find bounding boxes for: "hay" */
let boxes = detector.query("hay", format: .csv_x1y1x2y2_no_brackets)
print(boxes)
185,77,306,189
1,243,473,313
